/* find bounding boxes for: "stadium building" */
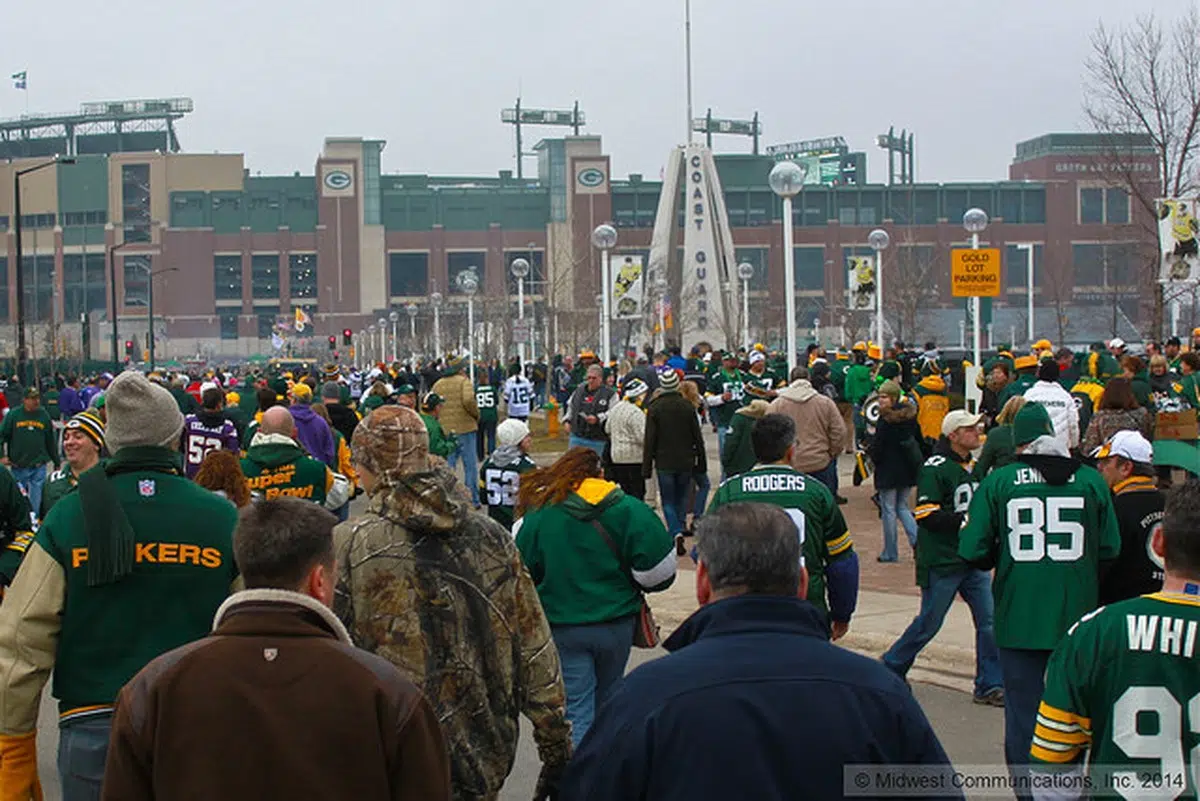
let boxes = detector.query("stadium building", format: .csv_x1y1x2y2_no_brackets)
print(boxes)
0,97,1161,365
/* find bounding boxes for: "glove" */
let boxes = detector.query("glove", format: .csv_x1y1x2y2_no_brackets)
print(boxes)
532,760,566,801
0,731,43,801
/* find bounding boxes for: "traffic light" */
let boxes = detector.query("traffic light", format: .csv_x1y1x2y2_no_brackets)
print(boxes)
124,340,134,358
328,336,336,351
342,328,353,346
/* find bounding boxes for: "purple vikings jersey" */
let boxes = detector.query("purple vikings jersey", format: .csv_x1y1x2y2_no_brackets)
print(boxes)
182,415,241,479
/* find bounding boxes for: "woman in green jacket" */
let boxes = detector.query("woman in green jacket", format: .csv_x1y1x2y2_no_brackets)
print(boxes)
514,447,675,748
974,395,1026,480
721,399,769,480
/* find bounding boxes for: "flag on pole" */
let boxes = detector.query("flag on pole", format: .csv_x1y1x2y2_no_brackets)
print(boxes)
294,307,311,333
271,332,285,351
11,71,26,90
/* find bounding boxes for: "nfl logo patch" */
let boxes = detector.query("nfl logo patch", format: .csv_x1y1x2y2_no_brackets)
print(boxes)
138,479,156,498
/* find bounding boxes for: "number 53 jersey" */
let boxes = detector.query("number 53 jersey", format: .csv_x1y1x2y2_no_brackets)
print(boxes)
1032,592,1200,799
958,456,1120,650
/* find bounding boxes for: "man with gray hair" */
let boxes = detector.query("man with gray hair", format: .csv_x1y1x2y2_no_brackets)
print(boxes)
101,498,451,801
562,502,953,800
565,363,614,456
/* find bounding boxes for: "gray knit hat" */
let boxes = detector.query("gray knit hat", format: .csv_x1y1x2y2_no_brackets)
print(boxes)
104,371,185,452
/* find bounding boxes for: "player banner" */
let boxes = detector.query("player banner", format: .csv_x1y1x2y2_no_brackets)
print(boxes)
848,256,876,310
1158,198,1200,284
612,254,645,319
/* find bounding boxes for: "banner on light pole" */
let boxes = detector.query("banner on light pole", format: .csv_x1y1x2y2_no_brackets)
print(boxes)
612,254,645,319
1158,198,1200,285
848,256,875,310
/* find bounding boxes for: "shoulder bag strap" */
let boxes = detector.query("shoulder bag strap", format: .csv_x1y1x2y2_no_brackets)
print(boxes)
589,519,640,594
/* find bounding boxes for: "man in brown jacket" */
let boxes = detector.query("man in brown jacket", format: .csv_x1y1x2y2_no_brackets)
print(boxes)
102,498,451,801
432,359,481,505
767,366,847,500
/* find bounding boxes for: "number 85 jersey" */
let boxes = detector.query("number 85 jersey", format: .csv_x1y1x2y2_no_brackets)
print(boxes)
958,456,1120,650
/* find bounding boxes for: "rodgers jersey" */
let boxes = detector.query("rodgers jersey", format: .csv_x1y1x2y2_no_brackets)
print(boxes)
479,454,537,530
959,458,1121,650
708,465,853,617
1033,593,1200,799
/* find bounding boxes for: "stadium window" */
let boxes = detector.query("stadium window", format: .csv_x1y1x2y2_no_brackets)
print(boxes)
1106,187,1130,224
448,251,486,294
219,312,239,340
1079,188,1105,224
389,252,429,297
794,247,826,291
288,253,317,299
214,255,243,301
257,313,276,339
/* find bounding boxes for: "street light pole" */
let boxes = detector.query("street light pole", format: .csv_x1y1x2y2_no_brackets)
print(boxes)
511,257,530,369
737,261,754,349
430,291,443,361
1016,243,1035,345
868,229,891,351
769,161,804,374
13,157,74,383
144,266,178,372
389,310,400,363
458,272,479,384
591,225,617,362
406,302,418,365
963,209,990,370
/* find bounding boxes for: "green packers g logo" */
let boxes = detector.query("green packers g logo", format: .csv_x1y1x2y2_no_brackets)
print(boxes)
578,168,605,188
324,170,352,191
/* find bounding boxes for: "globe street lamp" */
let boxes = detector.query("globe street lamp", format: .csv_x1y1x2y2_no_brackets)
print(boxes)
377,317,387,366
510,257,531,369
963,208,990,370
867,228,891,353
591,224,617,361
405,302,418,363
736,261,754,349
458,271,480,384
769,161,805,374
430,291,443,360
388,309,400,363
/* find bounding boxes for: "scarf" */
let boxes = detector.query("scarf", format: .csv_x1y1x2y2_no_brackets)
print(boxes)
78,446,182,587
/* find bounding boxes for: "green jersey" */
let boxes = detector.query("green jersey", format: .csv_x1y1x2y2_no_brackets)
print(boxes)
912,447,977,588
704,369,746,428
42,390,61,421
1032,592,1200,798
479,454,538,530
475,383,499,425
708,465,853,618
959,458,1121,650
741,368,779,400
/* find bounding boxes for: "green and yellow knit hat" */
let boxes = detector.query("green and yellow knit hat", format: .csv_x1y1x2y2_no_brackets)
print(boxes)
65,411,105,450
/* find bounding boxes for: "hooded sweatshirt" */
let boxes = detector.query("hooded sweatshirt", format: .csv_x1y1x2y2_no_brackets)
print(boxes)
289,403,336,467
333,466,572,799
514,478,675,625
1022,380,1080,451
958,437,1120,650
240,433,348,509
767,380,846,475
912,375,950,444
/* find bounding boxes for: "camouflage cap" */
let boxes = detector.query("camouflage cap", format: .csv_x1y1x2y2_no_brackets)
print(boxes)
350,405,430,488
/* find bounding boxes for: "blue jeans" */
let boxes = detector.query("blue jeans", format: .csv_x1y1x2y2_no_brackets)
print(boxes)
12,464,46,519
998,647,1051,797
657,470,692,536
692,472,710,519
810,459,838,496
59,712,112,801
447,431,479,504
882,567,1002,697
878,486,918,561
568,435,607,458
716,425,730,479
552,616,636,749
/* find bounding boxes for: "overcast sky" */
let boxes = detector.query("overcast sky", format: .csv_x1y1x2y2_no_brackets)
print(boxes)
1,0,1183,185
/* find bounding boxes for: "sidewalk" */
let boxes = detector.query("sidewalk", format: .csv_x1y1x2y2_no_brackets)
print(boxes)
526,413,982,695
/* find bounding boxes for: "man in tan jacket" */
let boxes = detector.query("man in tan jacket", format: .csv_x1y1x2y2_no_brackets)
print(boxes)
431,360,481,506
767,366,847,501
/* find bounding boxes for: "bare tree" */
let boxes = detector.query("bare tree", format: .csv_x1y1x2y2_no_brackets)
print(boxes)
1042,254,1074,347
883,234,942,344
1084,9,1200,336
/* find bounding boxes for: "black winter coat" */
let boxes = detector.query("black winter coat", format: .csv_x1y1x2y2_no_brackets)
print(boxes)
643,391,706,477
872,400,925,490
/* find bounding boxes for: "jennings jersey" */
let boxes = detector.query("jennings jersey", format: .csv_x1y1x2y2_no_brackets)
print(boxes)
475,384,499,425
959,458,1121,650
1033,593,1200,799
707,465,853,617
181,414,241,479
479,454,538,530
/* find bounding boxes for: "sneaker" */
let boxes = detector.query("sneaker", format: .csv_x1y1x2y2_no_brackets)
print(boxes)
973,688,1005,707
877,555,898,563
835,495,849,505
675,534,688,557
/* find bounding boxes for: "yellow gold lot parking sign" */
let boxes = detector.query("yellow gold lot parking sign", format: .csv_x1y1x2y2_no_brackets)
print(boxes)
950,248,1001,297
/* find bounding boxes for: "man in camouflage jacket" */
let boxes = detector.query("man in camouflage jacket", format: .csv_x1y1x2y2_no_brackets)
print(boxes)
334,405,570,801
